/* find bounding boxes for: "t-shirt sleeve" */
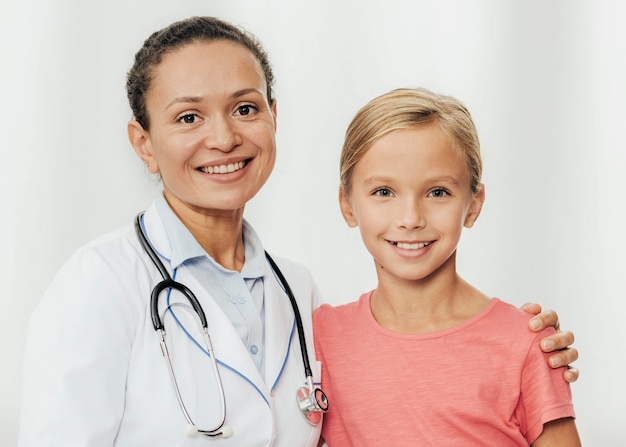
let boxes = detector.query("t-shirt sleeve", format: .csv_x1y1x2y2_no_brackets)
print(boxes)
516,328,576,443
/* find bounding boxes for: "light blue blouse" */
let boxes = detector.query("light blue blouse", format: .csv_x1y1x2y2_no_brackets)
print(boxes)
155,194,267,375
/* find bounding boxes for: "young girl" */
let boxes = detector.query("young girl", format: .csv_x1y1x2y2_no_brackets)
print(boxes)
313,88,580,446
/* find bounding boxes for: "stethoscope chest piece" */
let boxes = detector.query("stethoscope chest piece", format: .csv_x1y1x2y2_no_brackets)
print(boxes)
297,380,329,425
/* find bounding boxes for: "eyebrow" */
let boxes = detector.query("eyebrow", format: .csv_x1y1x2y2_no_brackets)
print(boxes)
427,175,462,186
232,88,262,98
362,175,463,187
164,96,202,111
164,88,264,111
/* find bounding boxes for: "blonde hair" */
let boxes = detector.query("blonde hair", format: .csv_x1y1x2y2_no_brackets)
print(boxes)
340,87,482,195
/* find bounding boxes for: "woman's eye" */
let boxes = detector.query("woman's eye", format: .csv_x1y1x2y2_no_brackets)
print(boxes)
178,113,198,124
374,188,392,197
428,188,449,198
236,104,258,116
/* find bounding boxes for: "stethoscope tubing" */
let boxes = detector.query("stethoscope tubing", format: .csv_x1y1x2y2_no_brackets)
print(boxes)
135,213,227,436
134,211,327,431
134,214,208,330
136,213,277,404
134,212,313,375
264,253,314,379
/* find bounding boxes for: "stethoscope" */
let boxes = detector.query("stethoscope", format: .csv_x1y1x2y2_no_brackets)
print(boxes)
134,213,328,439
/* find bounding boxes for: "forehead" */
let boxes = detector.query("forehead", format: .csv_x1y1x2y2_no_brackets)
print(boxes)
149,40,266,99
367,125,456,159
355,125,470,182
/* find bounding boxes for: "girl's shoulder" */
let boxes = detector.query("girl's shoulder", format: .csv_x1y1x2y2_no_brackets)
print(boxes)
313,291,371,326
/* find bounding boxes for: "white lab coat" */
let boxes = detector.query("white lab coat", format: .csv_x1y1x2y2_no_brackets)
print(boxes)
19,203,323,447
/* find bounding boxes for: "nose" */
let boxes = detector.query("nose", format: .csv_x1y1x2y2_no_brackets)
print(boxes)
204,115,242,152
398,197,426,230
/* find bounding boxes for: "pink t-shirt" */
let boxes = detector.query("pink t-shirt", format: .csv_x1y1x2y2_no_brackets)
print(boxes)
313,293,575,446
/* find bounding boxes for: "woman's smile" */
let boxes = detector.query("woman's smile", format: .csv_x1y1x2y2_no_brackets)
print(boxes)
198,159,248,174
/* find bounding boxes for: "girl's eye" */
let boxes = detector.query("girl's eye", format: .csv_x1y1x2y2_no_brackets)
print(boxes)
236,104,258,116
428,188,449,198
374,188,393,198
178,113,199,124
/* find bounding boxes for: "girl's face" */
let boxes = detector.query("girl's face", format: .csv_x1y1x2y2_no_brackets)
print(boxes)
339,123,484,284
129,40,277,217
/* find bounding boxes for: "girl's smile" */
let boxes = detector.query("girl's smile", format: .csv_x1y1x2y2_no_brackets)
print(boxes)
387,239,434,259
388,240,433,250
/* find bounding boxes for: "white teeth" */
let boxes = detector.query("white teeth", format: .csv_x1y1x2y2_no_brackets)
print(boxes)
395,241,431,250
200,161,245,174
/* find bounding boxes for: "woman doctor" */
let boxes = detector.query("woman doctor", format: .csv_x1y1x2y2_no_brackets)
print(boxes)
19,16,578,447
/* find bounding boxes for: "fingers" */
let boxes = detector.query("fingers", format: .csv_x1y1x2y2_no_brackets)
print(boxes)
529,308,559,332
520,302,542,316
547,346,579,368
564,366,579,383
526,306,579,383
541,330,575,353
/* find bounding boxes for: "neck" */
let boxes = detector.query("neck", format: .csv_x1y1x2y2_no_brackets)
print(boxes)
370,269,489,334
164,192,246,272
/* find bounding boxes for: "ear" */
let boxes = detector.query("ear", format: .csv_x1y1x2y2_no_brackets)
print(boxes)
127,120,159,174
464,184,485,228
339,185,358,228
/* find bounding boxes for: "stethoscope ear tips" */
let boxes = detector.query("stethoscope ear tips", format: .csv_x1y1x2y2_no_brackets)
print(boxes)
186,424,199,436
221,425,234,438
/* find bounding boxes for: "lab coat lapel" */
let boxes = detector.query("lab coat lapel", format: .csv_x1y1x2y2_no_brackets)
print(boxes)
264,262,296,389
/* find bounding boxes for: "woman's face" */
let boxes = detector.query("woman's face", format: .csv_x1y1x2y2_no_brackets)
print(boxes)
130,40,277,217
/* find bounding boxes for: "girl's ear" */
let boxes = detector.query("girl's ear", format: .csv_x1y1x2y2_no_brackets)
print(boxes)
339,185,358,228
464,184,485,228
127,120,159,174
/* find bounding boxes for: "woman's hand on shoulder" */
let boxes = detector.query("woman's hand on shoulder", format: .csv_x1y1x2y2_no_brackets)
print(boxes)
521,302,579,383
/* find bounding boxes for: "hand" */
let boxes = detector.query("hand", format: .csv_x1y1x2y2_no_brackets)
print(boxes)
520,303,579,383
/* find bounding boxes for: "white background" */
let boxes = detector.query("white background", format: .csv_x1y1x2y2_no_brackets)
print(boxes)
2,0,625,445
